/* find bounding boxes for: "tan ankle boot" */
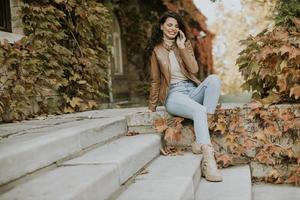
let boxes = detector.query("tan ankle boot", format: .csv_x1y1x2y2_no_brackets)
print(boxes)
191,142,202,154
201,144,223,182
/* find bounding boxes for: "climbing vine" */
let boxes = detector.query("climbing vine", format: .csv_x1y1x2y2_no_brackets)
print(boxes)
153,103,300,185
237,0,300,104
0,0,111,122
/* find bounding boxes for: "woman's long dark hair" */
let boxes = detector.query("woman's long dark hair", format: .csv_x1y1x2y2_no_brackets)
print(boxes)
144,11,188,61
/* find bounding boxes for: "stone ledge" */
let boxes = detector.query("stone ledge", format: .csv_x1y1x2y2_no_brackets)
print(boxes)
0,31,23,43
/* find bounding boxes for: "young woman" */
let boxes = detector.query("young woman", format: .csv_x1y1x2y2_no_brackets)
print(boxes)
146,11,222,182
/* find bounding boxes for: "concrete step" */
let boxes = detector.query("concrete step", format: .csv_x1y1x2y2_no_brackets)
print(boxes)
0,117,127,186
0,134,161,199
63,134,161,183
196,165,251,200
116,153,202,200
253,183,300,200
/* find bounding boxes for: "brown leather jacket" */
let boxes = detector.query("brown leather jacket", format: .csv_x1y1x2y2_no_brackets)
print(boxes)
148,40,201,111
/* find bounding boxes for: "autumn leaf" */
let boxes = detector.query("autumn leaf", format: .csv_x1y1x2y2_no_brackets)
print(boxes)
88,100,98,108
126,130,140,136
140,169,149,175
289,84,300,99
259,68,271,80
260,92,280,106
279,108,294,121
285,171,300,185
216,154,232,168
249,100,263,110
269,169,281,179
174,117,184,125
64,106,74,113
253,131,267,142
276,74,287,92
258,45,274,60
255,149,275,165
164,127,181,144
70,97,83,108
292,17,300,29
279,44,293,56
160,146,184,156
153,117,168,133
263,124,282,138
243,138,256,150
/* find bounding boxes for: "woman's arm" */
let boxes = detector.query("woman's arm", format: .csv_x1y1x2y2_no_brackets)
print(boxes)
148,51,161,112
178,40,199,74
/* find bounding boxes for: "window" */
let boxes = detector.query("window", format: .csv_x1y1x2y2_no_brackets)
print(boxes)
0,0,12,32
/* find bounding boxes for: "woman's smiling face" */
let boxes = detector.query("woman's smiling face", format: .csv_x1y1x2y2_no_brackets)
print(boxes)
161,17,179,39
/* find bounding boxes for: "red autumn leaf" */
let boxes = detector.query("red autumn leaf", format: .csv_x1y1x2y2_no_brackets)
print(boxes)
258,45,274,60
279,44,293,56
264,124,282,138
174,117,184,125
164,127,181,143
174,117,184,133
255,149,276,165
126,130,140,136
216,154,232,167
153,117,168,133
285,173,300,185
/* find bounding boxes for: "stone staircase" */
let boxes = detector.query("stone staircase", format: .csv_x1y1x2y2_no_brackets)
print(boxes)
0,106,299,200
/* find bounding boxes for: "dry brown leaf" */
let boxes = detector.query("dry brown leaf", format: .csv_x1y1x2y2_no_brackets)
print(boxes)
126,130,140,136
280,109,295,121
174,117,184,125
153,117,168,133
216,154,232,168
276,74,287,92
140,169,149,175
264,124,282,138
285,167,300,185
164,127,181,144
289,84,300,99
249,100,263,110
160,146,184,156
269,169,281,179
253,131,267,142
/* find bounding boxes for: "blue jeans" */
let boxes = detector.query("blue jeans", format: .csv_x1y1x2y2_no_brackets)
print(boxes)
165,75,221,145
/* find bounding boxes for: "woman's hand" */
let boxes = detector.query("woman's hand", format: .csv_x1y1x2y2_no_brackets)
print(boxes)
176,30,186,49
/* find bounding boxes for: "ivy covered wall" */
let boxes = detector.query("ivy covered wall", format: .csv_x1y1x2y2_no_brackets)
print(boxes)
0,0,213,122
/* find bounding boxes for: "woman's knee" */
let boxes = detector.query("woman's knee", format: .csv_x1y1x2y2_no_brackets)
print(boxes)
192,104,207,116
207,74,221,86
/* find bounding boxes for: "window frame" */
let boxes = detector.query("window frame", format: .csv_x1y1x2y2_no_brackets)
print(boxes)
0,0,12,32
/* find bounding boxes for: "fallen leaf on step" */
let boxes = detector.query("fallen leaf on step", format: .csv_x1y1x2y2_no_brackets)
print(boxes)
140,169,149,175
126,130,140,136
160,146,184,156
216,154,232,167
